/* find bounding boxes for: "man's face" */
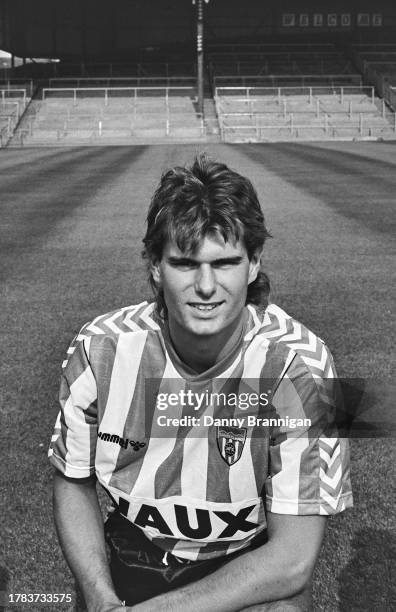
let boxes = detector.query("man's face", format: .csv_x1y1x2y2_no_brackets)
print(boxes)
151,233,261,340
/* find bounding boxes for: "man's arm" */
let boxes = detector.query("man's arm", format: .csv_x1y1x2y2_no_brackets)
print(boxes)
133,512,326,612
53,471,124,612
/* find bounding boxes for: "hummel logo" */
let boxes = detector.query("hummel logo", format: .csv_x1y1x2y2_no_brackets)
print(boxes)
130,440,146,451
97,431,146,451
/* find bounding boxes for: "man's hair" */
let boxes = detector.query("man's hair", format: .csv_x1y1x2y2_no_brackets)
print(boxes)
142,154,271,315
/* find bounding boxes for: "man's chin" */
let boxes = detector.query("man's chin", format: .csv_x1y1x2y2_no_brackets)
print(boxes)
186,319,224,338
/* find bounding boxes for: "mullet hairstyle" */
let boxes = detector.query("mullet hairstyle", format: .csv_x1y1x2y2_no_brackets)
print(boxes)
142,154,272,316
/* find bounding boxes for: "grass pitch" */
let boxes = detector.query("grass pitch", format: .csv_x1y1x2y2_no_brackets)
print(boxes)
0,142,395,611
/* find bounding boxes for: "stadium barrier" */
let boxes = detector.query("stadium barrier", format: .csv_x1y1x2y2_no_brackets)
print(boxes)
25,61,197,78
0,100,21,117
215,86,374,105
47,76,197,88
213,75,363,88
42,86,197,105
0,88,27,108
15,114,206,145
0,79,34,96
219,119,394,141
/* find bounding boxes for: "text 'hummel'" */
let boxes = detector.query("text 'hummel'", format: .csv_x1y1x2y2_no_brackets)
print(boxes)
97,431,146,451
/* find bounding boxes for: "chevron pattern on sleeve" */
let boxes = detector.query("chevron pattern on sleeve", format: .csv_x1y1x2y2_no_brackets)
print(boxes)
318,437,345,515
259,304,335,379
61,301,160,369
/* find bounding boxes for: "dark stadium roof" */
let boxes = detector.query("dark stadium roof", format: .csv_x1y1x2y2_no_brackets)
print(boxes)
0,0,394,60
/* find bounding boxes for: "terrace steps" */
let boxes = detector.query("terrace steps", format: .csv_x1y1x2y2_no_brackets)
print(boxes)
8,90,215,146
217,88,396,143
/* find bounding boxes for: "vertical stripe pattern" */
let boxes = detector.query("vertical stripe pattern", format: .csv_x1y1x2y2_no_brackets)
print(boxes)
49,301,353,560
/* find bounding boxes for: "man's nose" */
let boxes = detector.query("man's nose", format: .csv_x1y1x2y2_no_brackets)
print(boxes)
194,265,216,297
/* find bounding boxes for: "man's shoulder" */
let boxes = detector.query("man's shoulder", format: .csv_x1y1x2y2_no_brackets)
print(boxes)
76,301,162,342
247,303,335,378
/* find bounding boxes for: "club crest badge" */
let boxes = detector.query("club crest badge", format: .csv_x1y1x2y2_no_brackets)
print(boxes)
217,426,247,465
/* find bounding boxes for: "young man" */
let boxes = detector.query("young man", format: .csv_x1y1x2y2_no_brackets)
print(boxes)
49,155,353,611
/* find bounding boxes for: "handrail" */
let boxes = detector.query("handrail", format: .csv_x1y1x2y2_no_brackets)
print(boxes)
48,76,197,88
17,117,207,142
0,79,34,96
213,75,363,87
42,86,196,100
48,76,196,83
215,85,373,99
0,89,27,109
0,100,20,119
25,62,196,79
214,75,362,81
220,122,394,141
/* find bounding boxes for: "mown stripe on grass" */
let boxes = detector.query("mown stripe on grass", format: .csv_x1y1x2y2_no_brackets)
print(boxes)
238,143,396,237
0,146,147,268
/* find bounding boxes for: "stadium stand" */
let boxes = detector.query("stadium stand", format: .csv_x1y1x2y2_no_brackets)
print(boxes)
208,44,396,143
2,43,396,146
8,84,211,146
215,85,396,142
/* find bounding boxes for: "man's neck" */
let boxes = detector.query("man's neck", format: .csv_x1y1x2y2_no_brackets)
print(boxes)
167,312,246,374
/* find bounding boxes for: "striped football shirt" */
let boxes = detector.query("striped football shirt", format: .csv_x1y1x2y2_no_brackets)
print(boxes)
49,301,353,561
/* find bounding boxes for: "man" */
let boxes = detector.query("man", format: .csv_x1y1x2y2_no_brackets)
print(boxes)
49,155,353,611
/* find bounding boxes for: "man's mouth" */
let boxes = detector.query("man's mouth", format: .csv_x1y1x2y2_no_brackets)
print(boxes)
188,301,224,312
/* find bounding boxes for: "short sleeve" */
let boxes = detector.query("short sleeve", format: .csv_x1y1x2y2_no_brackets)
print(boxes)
265,350,353,516
48,331,98,479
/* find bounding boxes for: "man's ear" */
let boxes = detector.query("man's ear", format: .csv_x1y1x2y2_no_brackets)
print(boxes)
248,249,263,284
150,259,161,285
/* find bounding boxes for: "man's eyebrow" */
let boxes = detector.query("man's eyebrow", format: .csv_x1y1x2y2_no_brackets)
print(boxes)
212,256,244,265
167,255,244,265
167,256,197,264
